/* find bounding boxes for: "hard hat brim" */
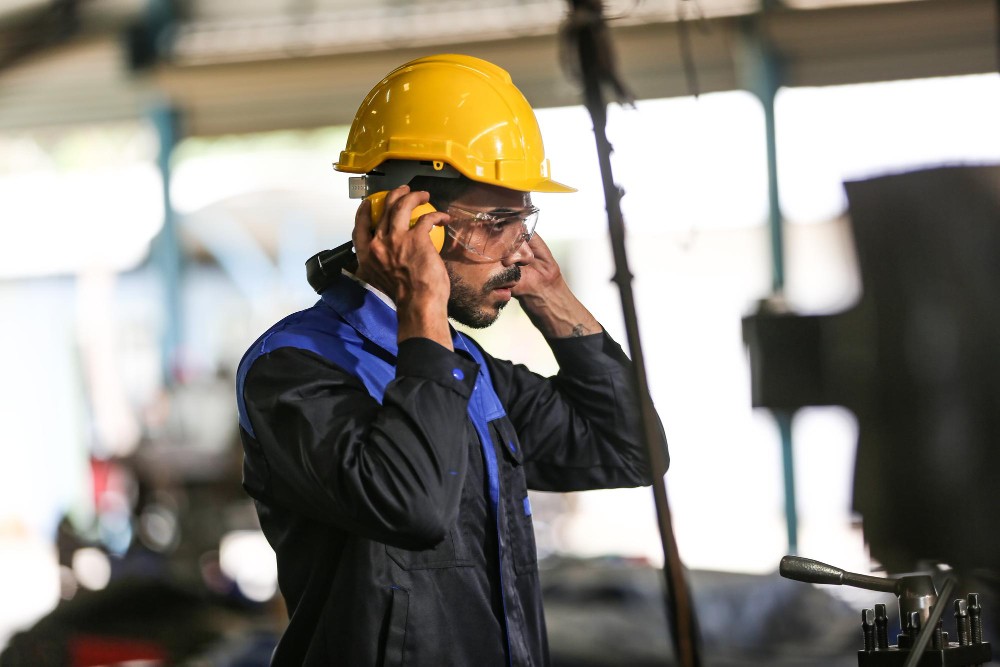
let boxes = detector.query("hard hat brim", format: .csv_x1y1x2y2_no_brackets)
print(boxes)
527,178,577,194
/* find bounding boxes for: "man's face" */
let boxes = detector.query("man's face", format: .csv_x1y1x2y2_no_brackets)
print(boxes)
440,182,535,329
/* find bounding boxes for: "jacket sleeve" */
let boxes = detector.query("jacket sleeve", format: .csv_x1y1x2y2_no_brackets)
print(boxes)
239,337,479,549
482,331,669,492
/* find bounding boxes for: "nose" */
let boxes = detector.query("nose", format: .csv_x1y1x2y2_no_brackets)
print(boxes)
501,235,533,267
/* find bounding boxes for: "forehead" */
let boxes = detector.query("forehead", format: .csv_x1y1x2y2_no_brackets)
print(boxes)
452,181,532,210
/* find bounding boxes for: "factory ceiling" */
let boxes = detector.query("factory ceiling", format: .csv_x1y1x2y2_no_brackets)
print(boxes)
0,0,996,135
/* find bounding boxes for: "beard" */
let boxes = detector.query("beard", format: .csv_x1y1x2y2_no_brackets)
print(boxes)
446,264,521,329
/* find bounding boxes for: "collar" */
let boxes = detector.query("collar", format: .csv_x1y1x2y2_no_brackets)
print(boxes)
321,272,401,356
341,268,396,311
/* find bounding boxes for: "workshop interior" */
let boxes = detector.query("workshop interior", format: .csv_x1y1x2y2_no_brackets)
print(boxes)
1,0,999,665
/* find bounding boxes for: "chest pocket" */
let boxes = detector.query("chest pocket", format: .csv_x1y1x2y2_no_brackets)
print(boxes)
385,530,472,570
496,420,539,575
386,430,478,571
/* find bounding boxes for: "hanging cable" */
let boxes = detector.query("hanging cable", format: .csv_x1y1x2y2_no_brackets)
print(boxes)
676,0,708,99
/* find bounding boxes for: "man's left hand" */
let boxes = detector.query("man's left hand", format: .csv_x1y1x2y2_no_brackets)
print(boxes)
511,234,565,300
513,234,602,339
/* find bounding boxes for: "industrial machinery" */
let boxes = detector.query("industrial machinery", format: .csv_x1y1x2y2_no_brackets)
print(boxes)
744,167,1000,665
781,556,992,666
743,166,1000,575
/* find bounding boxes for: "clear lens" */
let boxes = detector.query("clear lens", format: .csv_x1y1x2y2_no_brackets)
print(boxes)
445,207,539,260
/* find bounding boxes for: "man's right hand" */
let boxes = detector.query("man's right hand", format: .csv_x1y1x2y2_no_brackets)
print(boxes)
352,185,454,350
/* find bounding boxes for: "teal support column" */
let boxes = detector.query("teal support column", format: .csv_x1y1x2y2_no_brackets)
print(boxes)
128,1,184,385
150,105,183,386
740,11,798,555
762,62,784,295
742,15,786,294
775,409,796,554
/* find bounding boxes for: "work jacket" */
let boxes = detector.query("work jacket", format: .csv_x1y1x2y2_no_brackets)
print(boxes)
236,273,667,666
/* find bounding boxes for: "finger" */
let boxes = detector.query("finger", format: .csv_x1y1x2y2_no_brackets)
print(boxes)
369,185,410,239
526,231,549,252
410,210,450,236
506,236,535,265
386,189,433,235
410,210,451,255
378,185,413,235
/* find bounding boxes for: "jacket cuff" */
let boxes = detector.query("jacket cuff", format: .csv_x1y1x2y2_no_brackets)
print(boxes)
397,337,479,397
547,330,631,374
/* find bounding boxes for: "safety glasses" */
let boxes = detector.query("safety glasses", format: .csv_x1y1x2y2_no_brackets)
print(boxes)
444,205,540,261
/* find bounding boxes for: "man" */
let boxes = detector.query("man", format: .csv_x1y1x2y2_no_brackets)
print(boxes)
236,54,668,666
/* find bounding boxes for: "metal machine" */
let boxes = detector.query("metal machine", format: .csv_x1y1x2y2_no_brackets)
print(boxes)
781,555,991,666
745,167,1000,665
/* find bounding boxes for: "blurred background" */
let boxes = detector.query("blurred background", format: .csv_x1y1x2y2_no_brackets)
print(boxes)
1,0,998,664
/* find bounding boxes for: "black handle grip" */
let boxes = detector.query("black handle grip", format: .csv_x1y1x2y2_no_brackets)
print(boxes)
779,556,899,594
306,241,356,294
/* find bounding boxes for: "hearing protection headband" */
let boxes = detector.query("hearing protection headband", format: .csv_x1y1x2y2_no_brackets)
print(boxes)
345,160,464,199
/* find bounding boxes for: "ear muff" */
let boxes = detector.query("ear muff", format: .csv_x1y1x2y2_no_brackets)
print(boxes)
366,191,445,252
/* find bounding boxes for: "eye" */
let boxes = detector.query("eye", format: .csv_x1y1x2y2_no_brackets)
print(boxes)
498,217,525,231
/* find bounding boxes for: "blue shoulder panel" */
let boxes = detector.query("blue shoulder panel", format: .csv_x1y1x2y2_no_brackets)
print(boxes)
236,300,395,439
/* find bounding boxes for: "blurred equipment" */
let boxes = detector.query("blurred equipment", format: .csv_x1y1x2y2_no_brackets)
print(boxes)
743,165,1000,574
543,555,863,667
0,0,80,72
780,555,992,666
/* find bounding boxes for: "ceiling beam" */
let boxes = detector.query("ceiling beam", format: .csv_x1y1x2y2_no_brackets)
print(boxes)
0,0,995,134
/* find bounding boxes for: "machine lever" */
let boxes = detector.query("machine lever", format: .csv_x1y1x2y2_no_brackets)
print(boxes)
779,556,900,594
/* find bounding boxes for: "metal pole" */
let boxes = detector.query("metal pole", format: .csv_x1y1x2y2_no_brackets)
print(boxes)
565,3,701,665
741,14,797,554
150,105,183,386
776,410,797,553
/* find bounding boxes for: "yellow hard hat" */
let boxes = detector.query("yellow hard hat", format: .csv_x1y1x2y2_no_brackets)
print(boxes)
334,54,575,194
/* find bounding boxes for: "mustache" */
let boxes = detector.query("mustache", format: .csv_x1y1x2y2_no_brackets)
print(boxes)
483,265,521,292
